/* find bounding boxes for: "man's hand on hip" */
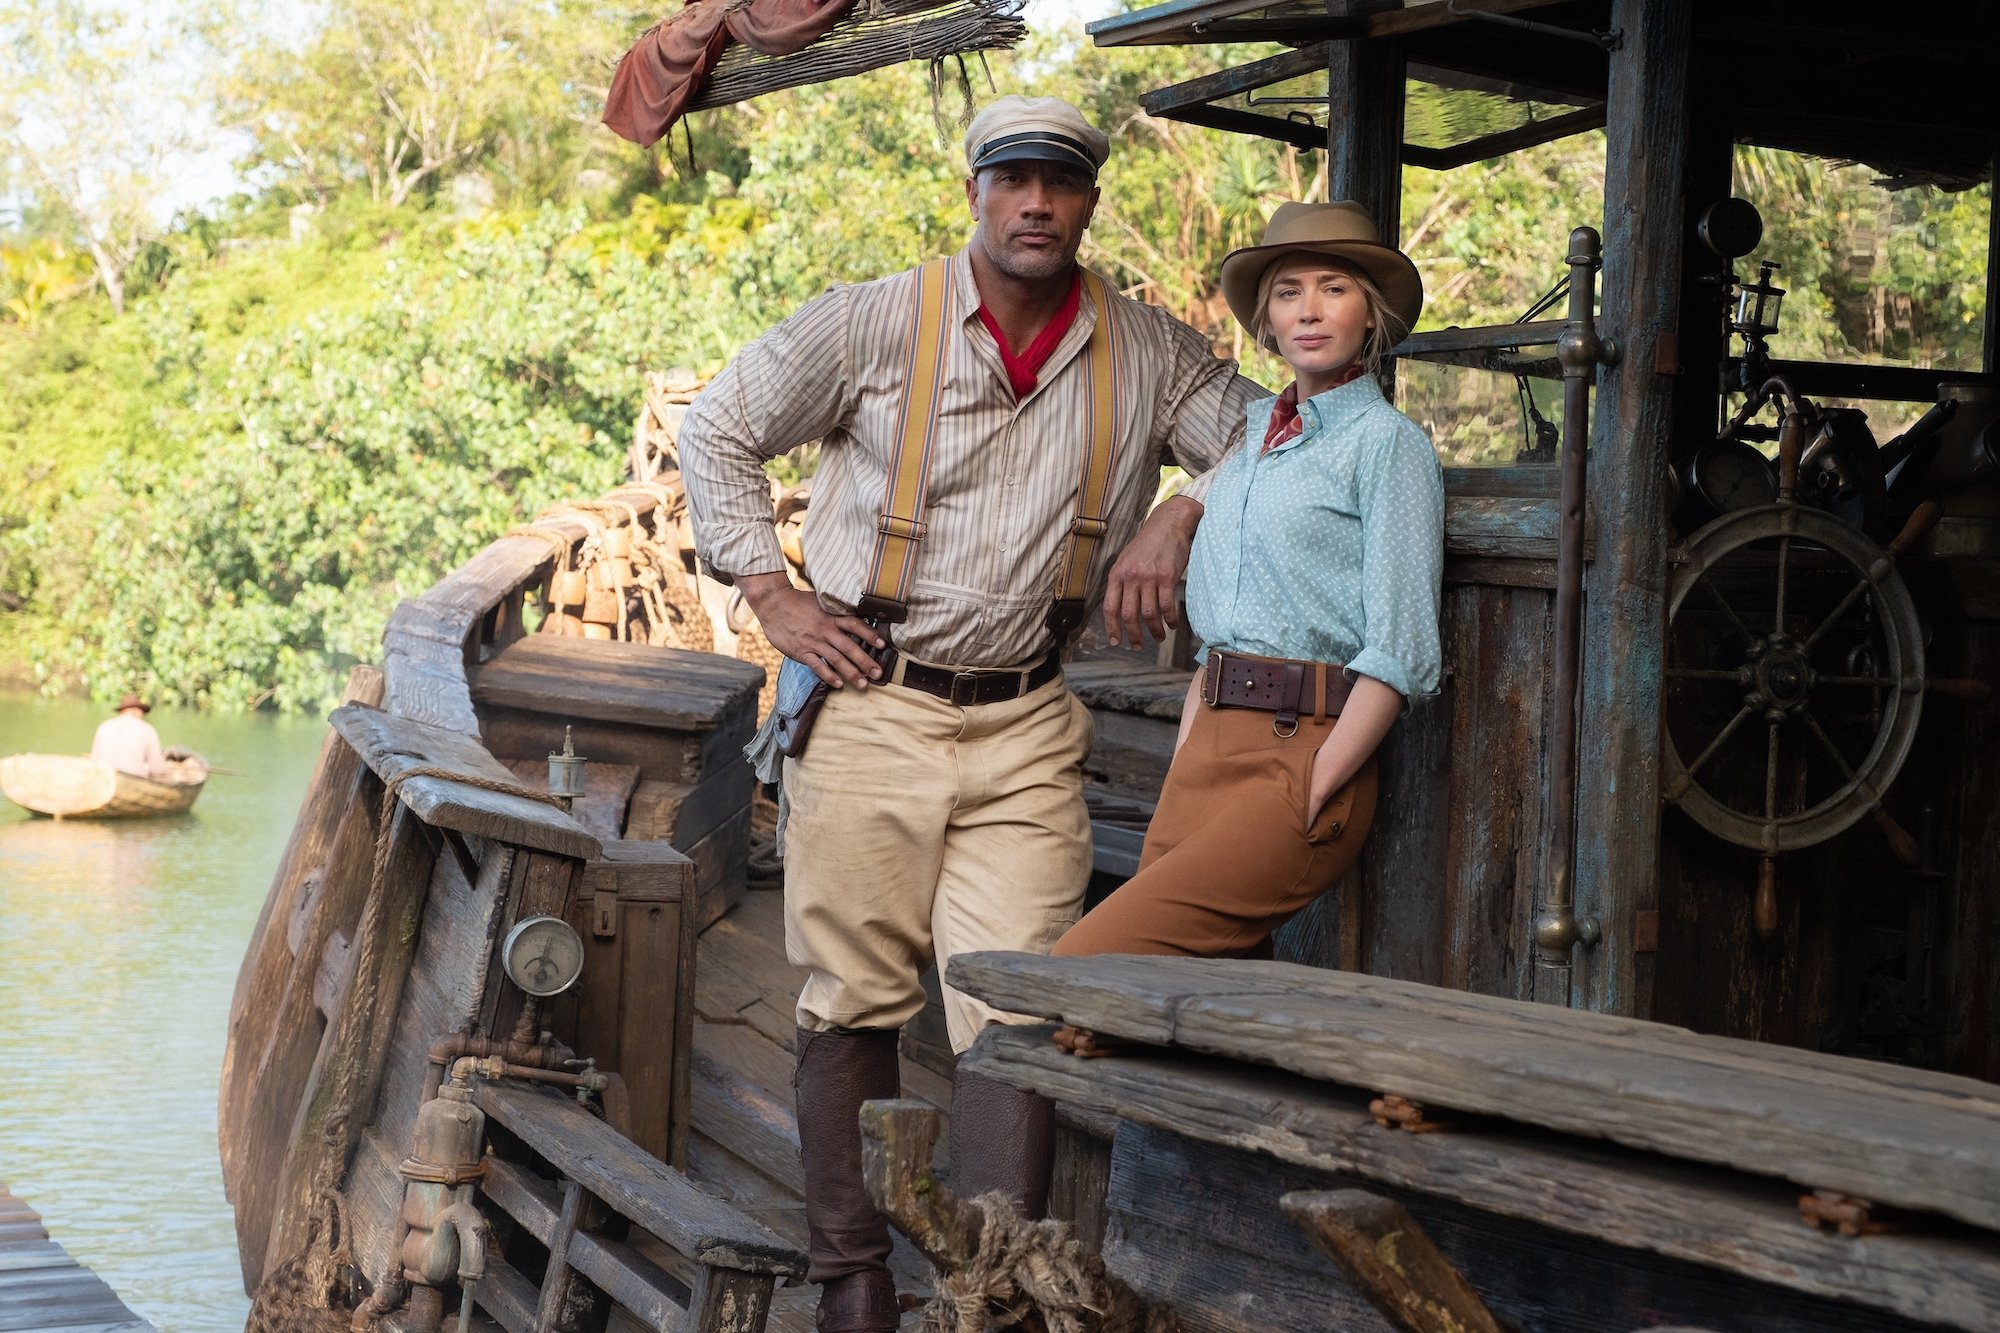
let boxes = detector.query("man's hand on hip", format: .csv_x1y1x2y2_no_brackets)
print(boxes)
1103,495,1202,648
739,572,887,688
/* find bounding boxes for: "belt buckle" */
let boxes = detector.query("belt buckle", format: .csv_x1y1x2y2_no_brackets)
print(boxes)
950,671,982,706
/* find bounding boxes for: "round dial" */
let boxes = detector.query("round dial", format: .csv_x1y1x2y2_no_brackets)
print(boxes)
502,916,585,997
1690,439,1776,515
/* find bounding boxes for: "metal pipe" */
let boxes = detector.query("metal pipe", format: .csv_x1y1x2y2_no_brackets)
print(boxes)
1535,227,1615,979
423,1033,575,1103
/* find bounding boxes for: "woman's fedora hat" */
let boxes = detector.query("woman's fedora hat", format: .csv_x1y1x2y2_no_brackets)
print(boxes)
1219,200,1423,337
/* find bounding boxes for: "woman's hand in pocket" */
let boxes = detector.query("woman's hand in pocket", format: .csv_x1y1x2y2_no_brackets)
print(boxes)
1305,676,1404,820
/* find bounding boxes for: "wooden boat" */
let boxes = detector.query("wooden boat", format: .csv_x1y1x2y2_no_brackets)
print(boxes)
220,3,2000,1327
0,752,208,819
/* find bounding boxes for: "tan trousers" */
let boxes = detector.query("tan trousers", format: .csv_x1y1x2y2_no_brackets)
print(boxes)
1055,702,1377,959
781,673,1095,1051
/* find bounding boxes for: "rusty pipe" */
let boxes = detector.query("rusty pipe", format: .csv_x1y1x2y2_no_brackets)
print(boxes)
424,1034,575,1102
1535,227,1614,977
450,1054,608,1096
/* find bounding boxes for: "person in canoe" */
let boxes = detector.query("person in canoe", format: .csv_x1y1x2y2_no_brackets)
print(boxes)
90,693,173,779
1054,201,1446,974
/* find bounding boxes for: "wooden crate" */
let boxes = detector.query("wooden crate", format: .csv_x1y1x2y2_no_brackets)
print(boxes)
559,839,699,1170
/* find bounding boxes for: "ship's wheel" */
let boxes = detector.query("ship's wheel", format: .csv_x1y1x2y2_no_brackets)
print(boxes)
1663,397,1935,933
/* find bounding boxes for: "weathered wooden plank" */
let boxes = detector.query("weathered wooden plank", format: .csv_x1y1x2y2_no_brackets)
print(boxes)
1062,661,1191,720
478,707,718,789
0,1189,150,1333
562,840,697,1167
1281,1190,1505,1333
264,805,439,1282
948,954,2000,1232
1572,0,1690,1015
1354,691,1452,983
475,1082,805,1276
1048,1120,1112,1255
486,850,584,1039
960,1027,2000,1331
330,703,599,861
483,1158,693,1332
222,667,384,1229
690,1051,803,1196
1442,494,1593,561
475,1251,543,1333
382,633,482,736
1078,709,1178,800
500,756,640,844
685,1266,777,1333
626,767,748,852
1438,585,1549,1000
469,636,763,733
1106,1121,1937,1333
231,775,385,1287
682,805,752,932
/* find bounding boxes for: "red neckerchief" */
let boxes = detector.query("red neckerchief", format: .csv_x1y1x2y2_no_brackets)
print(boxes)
1262,364,1367,453
977,270,1084,400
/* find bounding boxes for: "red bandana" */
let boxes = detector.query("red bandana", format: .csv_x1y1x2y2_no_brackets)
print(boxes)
1262,364,1367,453
977,270,1084,400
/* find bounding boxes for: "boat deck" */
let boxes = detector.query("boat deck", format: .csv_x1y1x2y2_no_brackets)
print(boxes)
0,1183,153,1333
675,883,950,1332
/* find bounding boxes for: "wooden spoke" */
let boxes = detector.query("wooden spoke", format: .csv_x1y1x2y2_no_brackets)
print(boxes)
1665,667,1745,684
1802,576,1875,654
1683,703,1757,785
1693,567,1758,644
1801,711,1861,784
1763,721,1782,824
1815,674,1896,689
1773,534,1792,633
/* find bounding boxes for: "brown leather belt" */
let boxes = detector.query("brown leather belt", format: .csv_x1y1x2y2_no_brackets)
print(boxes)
1201,648,1351,735
893,649,1062,706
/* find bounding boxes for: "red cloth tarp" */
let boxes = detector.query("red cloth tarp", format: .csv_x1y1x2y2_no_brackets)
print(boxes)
603,0,858,148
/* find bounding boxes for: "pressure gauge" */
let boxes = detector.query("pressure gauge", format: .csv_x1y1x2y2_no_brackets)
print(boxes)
501,916,584,997
1686,439,1777,519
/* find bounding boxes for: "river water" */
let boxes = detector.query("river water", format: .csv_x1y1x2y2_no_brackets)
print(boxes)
0,694,327,1333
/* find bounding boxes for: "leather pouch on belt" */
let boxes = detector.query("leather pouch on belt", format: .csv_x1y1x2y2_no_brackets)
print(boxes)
772,638,899,759
771,656,829,759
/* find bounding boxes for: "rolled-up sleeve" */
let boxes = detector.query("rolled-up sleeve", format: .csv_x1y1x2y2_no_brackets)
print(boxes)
679,285,856,581
1151,315,1263,506
1346,419,1445,701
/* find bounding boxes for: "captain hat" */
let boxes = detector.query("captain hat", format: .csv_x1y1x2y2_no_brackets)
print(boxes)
964,95,1110,178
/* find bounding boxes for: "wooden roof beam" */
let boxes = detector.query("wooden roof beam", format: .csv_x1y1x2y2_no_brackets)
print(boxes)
1089,0,1572,49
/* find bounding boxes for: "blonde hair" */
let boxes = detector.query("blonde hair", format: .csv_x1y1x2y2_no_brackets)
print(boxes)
1251,255,1409,379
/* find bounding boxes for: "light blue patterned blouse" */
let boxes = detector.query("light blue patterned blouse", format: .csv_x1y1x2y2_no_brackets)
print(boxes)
1185,374,1445,700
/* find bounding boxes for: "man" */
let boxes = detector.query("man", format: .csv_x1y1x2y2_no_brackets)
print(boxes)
90,693,171,779
679,95,1260,1332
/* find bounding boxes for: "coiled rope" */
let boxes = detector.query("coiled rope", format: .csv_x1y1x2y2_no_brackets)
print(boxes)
922,1193,1180,1333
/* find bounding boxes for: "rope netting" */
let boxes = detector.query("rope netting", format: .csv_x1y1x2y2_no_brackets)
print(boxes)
923,1193,1180,1333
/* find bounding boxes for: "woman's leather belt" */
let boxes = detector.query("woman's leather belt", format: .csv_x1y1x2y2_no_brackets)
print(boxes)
1202,648,1351,735
892,649,1062,706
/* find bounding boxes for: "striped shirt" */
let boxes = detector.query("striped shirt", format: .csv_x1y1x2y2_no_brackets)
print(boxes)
680,247,1265,667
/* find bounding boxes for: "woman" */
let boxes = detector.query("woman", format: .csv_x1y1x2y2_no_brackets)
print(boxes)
1053,200,1444,970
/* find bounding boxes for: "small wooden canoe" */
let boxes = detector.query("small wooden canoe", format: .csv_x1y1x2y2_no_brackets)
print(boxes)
0,752,208,819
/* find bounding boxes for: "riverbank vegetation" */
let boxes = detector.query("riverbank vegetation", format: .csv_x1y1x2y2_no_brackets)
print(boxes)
2,1,1988,710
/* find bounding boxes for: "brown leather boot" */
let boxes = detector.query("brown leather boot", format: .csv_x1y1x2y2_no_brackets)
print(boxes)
947,1067,1056,1218
794,1027,903,1332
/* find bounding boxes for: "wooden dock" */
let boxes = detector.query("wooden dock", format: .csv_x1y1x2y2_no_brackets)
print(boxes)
0,1184,152,1333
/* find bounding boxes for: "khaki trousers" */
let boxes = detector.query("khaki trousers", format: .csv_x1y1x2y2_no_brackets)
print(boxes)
782,673,1095,1051
1055,702,1377,959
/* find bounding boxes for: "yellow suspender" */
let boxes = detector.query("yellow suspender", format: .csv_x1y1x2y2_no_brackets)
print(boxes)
1047,271,1122,639
858,261,1122,644
858,258,953,625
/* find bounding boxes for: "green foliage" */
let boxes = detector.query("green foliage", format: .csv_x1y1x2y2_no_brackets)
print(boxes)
0,19,1992,708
